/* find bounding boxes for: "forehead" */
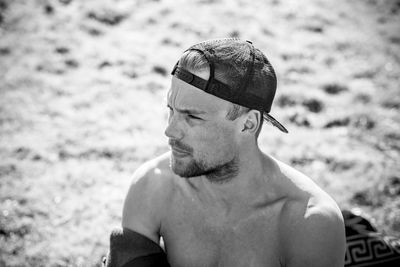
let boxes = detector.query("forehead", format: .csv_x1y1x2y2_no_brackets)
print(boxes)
168,74,231,115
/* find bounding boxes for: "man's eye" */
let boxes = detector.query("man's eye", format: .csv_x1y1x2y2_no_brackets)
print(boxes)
188,114,201,120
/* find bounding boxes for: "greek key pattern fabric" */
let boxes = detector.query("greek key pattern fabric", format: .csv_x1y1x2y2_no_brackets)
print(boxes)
343,210,400,267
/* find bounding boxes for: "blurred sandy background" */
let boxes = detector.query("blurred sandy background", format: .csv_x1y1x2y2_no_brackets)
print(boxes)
0,0,399,266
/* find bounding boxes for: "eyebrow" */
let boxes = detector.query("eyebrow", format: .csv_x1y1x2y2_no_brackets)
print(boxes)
167,104,207,115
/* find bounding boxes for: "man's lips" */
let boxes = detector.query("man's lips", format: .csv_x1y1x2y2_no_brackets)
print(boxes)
170,145,190,156
168,140,192,155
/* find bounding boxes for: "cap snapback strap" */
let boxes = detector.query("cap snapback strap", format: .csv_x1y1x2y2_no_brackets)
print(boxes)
184,48,216,92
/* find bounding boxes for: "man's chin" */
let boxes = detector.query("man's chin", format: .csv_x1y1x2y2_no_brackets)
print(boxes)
171,163,193,178
170,152,189,165
170,154,188,175
170,155,204,178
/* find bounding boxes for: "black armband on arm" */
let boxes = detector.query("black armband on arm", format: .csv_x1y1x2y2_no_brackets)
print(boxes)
104,228,170,267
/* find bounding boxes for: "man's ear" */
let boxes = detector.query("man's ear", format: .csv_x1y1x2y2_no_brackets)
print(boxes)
241,110,261,133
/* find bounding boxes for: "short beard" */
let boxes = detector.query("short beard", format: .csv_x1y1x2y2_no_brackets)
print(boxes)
171,154,239,184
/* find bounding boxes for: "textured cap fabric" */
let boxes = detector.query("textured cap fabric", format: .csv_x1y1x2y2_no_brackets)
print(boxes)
171,38,288,133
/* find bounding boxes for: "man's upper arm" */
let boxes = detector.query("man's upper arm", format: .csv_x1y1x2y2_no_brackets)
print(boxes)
122,163,166,245
282,206,346,267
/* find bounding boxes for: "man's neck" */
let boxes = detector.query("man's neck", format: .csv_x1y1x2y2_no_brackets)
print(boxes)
194,147,279,212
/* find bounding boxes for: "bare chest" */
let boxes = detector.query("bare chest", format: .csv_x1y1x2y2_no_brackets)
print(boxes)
161,193,284,267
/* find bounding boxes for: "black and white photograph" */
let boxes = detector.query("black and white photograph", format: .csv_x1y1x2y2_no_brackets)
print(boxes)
0,0,399,266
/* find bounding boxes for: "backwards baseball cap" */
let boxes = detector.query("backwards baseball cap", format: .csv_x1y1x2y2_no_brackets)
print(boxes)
171,38,288,133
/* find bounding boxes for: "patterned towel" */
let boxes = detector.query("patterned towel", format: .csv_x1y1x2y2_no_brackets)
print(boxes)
343,210,400,267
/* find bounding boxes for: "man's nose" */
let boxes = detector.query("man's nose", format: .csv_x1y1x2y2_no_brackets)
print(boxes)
164,116,184,140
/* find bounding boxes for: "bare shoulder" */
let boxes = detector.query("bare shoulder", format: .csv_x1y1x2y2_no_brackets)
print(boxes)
122,152,175,243
280,200,346,267
273,159,346,267
126,151,174,191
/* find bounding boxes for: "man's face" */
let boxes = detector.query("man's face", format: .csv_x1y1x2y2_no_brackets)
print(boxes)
165,71,241,178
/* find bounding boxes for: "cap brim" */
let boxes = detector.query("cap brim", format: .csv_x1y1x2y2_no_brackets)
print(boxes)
263,113,288,133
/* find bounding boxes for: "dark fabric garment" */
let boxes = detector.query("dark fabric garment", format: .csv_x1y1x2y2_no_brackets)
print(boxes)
104,228,170,267
343,210,400,267
121,253,171,267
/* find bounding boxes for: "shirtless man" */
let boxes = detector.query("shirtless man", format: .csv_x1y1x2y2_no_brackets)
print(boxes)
105,38,346,267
